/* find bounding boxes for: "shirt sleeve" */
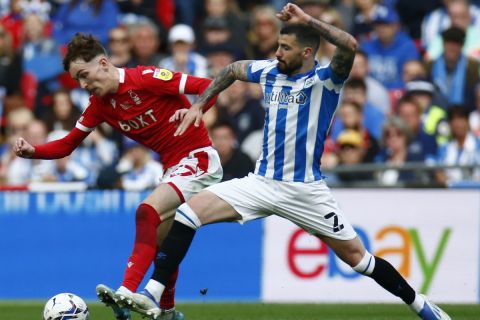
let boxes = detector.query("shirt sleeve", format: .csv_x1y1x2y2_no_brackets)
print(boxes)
76,96,104,132
246,60,272,83
33,127,89,159
139,66,217,109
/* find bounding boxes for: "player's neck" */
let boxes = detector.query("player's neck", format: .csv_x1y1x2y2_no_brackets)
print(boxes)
109,67,121,94
291,60,315,76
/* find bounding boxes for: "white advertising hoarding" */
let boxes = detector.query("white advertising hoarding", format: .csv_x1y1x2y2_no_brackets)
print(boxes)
262,190,480,303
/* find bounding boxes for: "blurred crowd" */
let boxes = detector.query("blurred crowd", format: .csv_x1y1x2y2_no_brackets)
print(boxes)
1,0,480,190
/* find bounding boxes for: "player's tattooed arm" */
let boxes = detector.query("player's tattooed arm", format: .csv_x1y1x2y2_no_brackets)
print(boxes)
196,60,253,106
307,18,357,79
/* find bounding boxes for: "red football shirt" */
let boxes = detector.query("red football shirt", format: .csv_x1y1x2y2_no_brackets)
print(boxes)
34,66,214,169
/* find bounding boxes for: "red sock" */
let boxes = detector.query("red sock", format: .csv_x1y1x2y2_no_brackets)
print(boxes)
121,203,161,292
160,267,179,310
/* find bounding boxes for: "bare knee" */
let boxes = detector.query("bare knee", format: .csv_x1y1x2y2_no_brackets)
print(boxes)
320,236,366,267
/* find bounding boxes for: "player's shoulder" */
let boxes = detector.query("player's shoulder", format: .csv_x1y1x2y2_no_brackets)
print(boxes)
130,65,180,83
249,59,277,73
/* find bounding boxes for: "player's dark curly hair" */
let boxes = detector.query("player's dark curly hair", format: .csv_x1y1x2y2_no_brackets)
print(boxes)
63,33,107,71
280,24,320,53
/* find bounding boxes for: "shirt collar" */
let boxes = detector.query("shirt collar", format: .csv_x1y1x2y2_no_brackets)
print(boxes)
117,68,125,83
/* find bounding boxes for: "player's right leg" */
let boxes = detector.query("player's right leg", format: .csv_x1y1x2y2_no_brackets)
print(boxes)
97,184,181,319
124,189,242,319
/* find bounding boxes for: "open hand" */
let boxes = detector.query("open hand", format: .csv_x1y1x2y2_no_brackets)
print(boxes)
170,105,205,136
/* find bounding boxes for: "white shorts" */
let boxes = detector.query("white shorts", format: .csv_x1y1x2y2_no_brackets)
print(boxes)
206,173,356,240
162,146,223,202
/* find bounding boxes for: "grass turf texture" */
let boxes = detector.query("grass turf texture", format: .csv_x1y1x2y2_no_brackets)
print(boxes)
1,302,479,320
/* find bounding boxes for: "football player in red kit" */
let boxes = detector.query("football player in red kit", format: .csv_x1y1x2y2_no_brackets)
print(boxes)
13,33,222,320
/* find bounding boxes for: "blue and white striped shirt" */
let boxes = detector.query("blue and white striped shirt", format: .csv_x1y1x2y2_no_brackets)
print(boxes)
246,59,346,182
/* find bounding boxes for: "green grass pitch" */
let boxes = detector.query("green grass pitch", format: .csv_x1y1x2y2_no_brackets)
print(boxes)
1,302,479,320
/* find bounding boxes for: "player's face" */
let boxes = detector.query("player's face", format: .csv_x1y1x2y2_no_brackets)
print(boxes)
69,56,113,97
275,34,305,75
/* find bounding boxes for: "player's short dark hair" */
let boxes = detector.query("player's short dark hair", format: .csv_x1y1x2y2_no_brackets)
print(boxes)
447,105,469,121
344,77,367,92
280,24,320,53
63,33,108,71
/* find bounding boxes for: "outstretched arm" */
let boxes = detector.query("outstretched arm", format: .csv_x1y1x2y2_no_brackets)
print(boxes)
277,3,357,79
13,128,88,159
171,60,253,136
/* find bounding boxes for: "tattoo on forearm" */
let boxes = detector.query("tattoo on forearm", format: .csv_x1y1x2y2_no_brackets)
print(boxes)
197,60,253,105
307,18,357,78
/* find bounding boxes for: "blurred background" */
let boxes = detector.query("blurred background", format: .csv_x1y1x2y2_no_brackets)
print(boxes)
0,0,479,305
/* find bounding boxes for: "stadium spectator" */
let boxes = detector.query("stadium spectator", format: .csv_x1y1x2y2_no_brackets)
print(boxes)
352,0,379,40
335,129,374,182
376,116,422,186
405,79,450,145
43,89,82,132
402,60,428,84
160,24,208,78
361,5,420,90
135,5,451,320
2,116,45,186
108,26,136,68
427,26,480,109
421,0,480,51
468,83,480,136
215,80,265,144
13,33,220,320
201,0,249,55
117,0,173,31
129,18,165,66
21,13,63,114
349,50,391,114
396,95,438,163
209,120,254,181
249,5,280,59
331,78,385,140
113,140,164,191
426,0,480,60
0,0,24,50
0,24,22,102
436,105,480,185
336,100,380,162
52,0,119,46
203,42,237,77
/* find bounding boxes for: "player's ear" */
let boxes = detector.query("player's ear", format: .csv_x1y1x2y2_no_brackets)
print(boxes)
304,47,313,59
99,56,109,69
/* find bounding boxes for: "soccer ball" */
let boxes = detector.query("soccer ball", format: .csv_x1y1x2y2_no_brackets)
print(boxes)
43,293,89,320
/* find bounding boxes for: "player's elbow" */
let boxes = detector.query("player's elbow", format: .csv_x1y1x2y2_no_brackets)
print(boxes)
347,35,358,53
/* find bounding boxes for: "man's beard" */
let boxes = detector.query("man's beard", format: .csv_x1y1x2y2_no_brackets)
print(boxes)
277,59,302,75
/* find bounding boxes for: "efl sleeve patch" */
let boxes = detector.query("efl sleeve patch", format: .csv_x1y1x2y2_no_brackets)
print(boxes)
153,68,173,81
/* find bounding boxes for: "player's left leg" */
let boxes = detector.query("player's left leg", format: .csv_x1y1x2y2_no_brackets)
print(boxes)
322,236,450,320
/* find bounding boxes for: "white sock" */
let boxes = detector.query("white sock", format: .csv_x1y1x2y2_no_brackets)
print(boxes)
116,286,132,295
409,294,426,313
145,279,165,302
